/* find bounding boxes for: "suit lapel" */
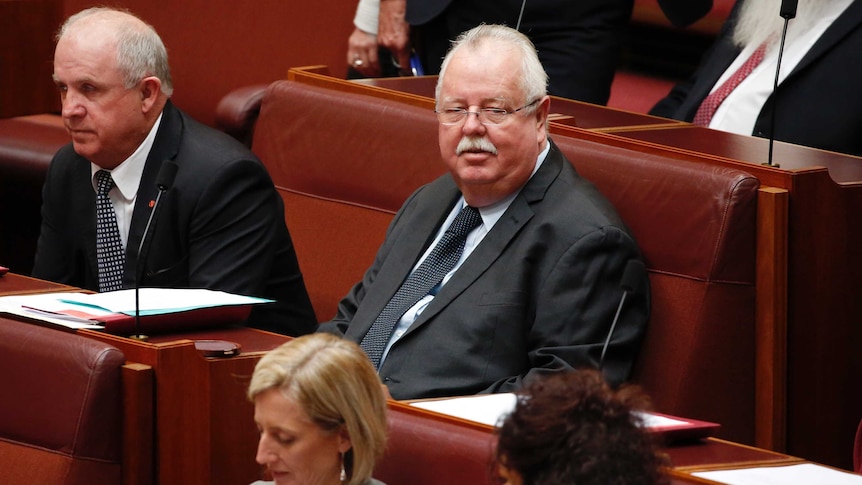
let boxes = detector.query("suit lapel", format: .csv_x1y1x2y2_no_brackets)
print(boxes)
72,157,99,283
345,181,460,340
400,141,565,337
789,1,862,76
123,101,183,285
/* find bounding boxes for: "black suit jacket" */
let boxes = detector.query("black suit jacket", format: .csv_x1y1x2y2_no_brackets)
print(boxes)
320,141,649,400
650,0,862,157
406,0,634,104
32,101,317,335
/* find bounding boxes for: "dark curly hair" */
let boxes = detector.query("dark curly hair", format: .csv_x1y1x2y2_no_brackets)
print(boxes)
495,369,670,485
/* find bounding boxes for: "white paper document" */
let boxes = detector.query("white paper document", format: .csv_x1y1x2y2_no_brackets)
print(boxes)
693,463,862,485
0,292,107,329
408,392,698,430
0,288,271,330
410,393,518,427
57,288,272,316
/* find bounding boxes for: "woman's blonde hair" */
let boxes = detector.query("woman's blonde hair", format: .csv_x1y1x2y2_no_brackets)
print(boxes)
249,333,388,485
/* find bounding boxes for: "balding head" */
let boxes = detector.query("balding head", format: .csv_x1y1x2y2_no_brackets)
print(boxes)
57,7,173,96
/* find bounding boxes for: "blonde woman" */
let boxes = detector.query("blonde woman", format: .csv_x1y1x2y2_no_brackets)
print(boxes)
249,333,388,485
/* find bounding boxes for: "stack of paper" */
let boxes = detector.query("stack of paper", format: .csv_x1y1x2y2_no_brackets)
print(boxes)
0,288,271,333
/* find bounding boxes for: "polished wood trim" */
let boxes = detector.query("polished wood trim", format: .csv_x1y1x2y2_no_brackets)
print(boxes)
288,66,435,110
755,187,789,452
81,328,289,485
122,362,155,485
0,273,78,296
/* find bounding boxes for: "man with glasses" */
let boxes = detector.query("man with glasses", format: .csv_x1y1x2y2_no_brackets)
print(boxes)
321,24,649,400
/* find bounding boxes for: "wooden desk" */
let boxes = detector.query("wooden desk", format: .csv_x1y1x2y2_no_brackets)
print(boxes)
79,326,290,485
0,272,76,296
386,400,802,485
0,273,847,483
350,73,683,131
584,125,862,469
1,272,289,485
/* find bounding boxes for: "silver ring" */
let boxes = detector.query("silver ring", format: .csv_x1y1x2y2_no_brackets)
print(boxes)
353,59,364,67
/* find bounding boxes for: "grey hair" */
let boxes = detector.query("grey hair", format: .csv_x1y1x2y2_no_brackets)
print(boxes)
57,7,173,96
436,24,548,110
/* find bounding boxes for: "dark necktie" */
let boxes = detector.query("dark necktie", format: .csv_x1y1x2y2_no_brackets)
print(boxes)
95,170,125,292
692,43,768,127
360,205,482,368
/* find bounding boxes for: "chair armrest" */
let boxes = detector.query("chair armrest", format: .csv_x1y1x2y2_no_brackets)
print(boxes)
214,84,269,147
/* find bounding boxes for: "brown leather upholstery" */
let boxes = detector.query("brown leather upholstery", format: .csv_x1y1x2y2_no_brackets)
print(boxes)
0,114,68,274
554,135,759,444
252,80,445,321
378,403,497,485
0,318,126,485
214,83,269,148
252,79,759,446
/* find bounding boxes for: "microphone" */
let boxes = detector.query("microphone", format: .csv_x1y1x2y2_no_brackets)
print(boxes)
515,0,527,31
780,0,798,19
766,0,798,167
598,259,646,372
129,161,178,341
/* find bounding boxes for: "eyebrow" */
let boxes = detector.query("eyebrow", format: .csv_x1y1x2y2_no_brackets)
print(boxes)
441,96,512,105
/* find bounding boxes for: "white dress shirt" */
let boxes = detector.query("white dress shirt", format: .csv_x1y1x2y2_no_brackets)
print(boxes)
89,113,163,249
708,0,852,135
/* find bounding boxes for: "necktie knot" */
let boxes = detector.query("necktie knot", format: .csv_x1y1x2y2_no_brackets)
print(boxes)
360,203,482,368
96,170,115,195
448,205,482,238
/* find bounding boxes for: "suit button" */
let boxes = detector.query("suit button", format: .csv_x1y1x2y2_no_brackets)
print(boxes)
382,377,392,383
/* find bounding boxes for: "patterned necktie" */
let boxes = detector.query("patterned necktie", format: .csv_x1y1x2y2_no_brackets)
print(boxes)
95,170,125,292
692,43,768,127
360,205,482,368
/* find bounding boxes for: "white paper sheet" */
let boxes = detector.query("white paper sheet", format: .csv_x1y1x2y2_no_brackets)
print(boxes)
693,463,862,484
0,292,106,329
410,393,518,427
57,288,272,316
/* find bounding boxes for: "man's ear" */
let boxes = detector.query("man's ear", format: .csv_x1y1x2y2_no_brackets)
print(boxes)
535,95,551,143
139,76,162,114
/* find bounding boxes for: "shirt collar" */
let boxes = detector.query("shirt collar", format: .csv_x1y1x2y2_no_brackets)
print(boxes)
469,141,551,227
90,112,164,200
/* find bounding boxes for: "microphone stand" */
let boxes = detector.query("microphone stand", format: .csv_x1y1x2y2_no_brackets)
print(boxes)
766,0,798,167
130,161,178,341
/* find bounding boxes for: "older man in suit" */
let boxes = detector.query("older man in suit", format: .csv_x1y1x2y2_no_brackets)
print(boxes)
322,25,650,400
33,7,317,335
651,0,862,157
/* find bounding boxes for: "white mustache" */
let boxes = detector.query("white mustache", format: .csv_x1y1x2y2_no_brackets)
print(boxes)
456,136,498,156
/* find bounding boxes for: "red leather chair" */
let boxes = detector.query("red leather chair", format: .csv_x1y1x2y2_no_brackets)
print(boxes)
854,418,862,473
0,114,68,274
0,318,127,485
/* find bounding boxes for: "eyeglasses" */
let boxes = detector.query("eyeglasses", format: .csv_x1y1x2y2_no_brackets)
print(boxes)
435,98,541,125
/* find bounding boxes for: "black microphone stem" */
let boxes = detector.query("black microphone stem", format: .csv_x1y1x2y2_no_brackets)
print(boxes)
766,19,791,168
599,291,627,370
130,161,178,341
130,188,167,342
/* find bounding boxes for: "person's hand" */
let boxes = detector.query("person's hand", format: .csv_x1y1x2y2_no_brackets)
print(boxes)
347,27,381,77
378,0,411,73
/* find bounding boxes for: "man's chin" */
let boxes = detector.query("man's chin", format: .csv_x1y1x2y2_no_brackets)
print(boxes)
71,142,102,164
